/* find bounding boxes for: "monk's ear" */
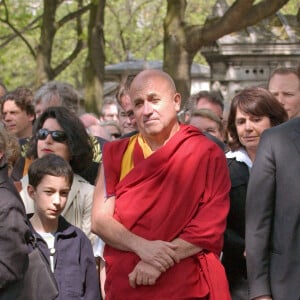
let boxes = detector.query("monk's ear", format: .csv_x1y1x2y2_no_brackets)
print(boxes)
173,93,181,112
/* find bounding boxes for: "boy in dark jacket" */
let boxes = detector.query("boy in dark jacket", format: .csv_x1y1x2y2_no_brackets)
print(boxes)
27,154,101,300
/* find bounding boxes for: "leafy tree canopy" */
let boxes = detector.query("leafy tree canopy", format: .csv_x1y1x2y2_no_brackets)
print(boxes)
0,0,298,94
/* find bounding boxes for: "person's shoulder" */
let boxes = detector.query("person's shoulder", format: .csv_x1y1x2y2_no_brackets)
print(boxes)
58,218,90,246
265,118,300,138
74,173,94,187
204,132,225,151
57,216,78,236
120,130,139,139
74,226,91,242
0,186,25,214
0,169,23,203
92,135,107,150
181,125,225,156
226,157,249,185
181,124,206,142
10,156,26,182
72,174,95,196
0,188,19,208
104,135,132,148
60,217,90,242
102,135,132,157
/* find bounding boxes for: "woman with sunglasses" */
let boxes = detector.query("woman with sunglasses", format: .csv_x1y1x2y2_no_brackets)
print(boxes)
19,106,96,246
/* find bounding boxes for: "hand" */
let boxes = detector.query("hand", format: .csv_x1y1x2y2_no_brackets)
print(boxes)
135,239,179,272
128,261,161,288
253,296,272,300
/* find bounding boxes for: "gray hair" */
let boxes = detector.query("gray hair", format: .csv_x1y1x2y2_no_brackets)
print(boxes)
34,81,81,115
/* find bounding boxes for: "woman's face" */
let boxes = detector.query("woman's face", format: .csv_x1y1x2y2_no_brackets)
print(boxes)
235,107,271,151
37,118,71,162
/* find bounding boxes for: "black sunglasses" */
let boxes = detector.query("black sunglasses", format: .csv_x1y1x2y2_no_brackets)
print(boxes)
37,128,68,143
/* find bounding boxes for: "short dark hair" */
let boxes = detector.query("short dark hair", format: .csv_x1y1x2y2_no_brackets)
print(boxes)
1,87,35,118
28,154,73,189
115,74,136,106
191,108,223,132
227,87,288,151
187,90,224,112
27,106,93,173
100,98,118,119
268,67,300,87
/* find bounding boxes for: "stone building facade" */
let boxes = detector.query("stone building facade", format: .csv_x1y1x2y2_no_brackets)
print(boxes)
201,4,300,111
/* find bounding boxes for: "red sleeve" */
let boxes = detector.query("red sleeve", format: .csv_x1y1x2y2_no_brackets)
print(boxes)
179,146,230,255
102,139,129,197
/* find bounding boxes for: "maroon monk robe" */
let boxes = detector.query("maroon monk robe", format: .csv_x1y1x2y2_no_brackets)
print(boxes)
102,124,231,300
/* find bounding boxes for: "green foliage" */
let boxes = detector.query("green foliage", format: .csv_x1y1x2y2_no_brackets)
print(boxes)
281,0,299,14
104,0,166,63
0,0,298,91
186,0,216,26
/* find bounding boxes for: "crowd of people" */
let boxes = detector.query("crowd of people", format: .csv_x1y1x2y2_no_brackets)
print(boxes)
0,65,300,300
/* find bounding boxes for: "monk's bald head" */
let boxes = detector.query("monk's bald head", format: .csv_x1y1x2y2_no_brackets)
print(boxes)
129,70,177,96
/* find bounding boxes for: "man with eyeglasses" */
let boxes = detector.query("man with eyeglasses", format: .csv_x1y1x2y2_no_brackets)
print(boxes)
116,75,138,138
100,98,119,123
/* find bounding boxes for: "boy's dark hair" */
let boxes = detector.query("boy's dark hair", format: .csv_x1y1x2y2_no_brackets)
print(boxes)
28,154,73,189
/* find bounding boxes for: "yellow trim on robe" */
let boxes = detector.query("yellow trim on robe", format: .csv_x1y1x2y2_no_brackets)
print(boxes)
120,134,153,180
23,157,33,177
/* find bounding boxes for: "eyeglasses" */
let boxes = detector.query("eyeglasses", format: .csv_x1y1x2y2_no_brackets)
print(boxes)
37,128,67,143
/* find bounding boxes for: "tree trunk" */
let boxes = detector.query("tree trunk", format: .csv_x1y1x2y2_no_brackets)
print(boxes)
83,0,106,115
163,0,289,109
35,0,58,87
34,0,88,89
163,0,192,109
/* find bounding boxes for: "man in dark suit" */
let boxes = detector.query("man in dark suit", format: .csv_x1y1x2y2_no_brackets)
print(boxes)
246,117,300,300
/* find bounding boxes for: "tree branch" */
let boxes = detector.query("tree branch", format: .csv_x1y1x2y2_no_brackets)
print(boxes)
52,1,85,77
56,4,91,29
0,16,41,49
0,0,37,57
106,3,127,53
186,0,289,51
0,0,9,22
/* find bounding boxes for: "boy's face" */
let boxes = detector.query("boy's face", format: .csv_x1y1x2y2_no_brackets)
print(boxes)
28,175,70,221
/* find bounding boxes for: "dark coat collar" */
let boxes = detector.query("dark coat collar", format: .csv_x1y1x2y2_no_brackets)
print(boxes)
28,216,77,240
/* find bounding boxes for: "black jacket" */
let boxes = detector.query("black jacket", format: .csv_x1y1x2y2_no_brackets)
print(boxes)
222,157,249,281
29,216,101,300
0,164,30,297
